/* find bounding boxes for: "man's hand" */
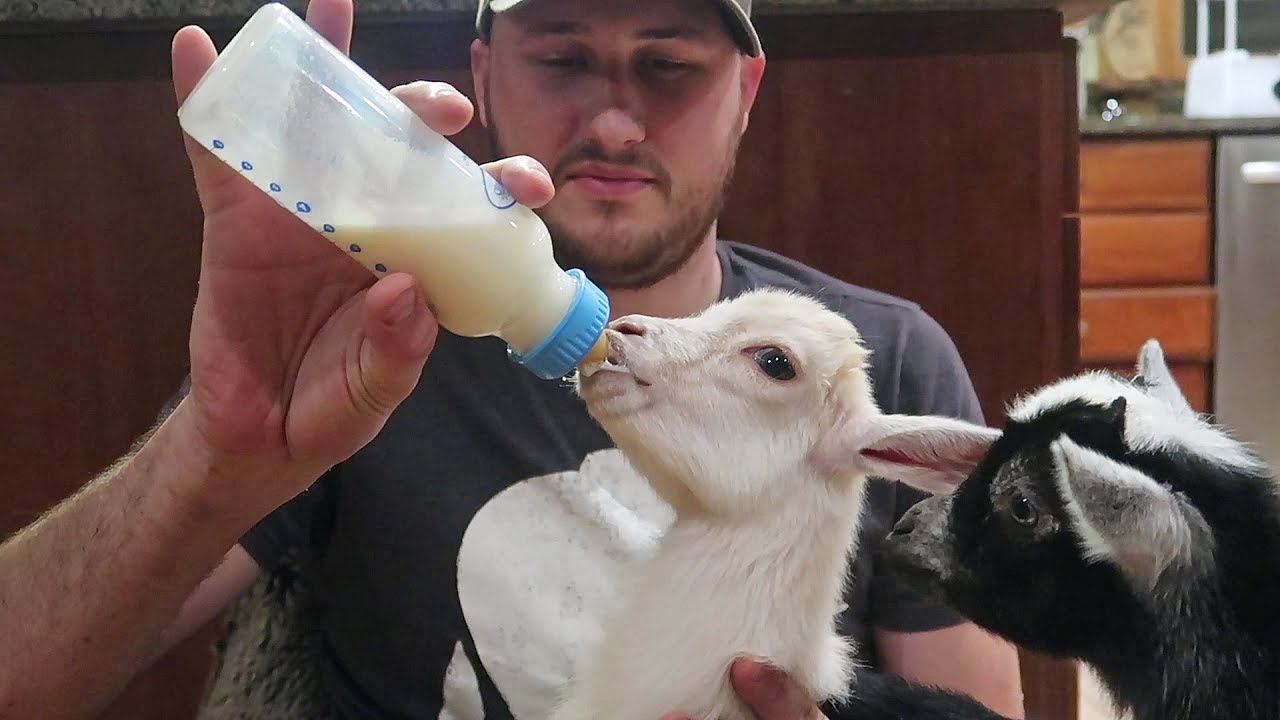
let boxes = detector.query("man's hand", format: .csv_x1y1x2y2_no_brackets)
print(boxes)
660,657,828,720
168,0,555,518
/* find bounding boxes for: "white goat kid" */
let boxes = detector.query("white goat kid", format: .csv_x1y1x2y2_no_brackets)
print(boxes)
556,287,986,720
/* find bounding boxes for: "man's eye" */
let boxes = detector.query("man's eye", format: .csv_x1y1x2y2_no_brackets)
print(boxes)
538,56,585,69
643,58,693,75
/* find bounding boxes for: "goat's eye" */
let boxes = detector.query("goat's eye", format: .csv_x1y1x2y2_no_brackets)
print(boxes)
1010,492,1038,525
753,347,795,381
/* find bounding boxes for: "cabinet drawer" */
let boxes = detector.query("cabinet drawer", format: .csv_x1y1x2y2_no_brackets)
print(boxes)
1080,212,1211,287
1089,362,1211,414
1080,287,1214,363
1080,139,1210,212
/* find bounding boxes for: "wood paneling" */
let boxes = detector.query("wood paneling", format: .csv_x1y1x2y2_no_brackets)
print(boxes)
1080,286,1215,364
0,78,212,720
718,9,1074,431
1080,211,1211,286
1079,138,1210,212
1,9,1079,720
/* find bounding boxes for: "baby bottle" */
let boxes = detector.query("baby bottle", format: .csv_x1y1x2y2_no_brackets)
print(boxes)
176,3,610,379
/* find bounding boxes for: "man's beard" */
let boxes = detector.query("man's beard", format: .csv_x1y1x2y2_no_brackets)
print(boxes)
486,114,739,291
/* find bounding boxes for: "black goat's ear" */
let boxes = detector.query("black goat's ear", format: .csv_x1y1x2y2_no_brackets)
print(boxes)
1102,396,1127,428
815,413,1001,494
1051,434,1209,593
1098,396,1128,449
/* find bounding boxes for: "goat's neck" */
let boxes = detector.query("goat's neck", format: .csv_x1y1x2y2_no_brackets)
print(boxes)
1091,602,1278,720
637,470,866,647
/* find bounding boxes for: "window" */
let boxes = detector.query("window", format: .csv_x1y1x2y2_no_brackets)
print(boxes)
1182,0,1280,54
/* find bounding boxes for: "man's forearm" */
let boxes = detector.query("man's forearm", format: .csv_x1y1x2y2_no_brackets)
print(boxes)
0,399,268,719
875,624,1025,719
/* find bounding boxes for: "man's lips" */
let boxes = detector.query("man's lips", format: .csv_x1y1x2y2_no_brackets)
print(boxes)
563,162,657,199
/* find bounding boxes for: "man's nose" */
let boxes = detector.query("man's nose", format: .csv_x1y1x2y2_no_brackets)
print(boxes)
585,106,645,153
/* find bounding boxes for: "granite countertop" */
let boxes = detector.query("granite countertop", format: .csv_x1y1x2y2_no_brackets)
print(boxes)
1081,113,1280,138
0,0,1115,26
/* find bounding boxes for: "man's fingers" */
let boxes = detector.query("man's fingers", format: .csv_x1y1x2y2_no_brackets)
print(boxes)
172,0,352,109
305,0,355,55
171,25,248,206
363,273,438,362
483,156,556,209
390,81,475,137
391,80,554,208
357,273,439,414
171,25,217,106
730,657,821,720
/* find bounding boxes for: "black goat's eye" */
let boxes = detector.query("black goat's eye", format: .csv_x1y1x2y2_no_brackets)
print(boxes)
1010,492,1038,525
753,347,796,381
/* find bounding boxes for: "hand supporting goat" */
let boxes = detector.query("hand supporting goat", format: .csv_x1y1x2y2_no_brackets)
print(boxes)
659,658,828,720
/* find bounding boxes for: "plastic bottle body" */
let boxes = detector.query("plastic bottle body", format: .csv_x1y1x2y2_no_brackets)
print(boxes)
325,211,565,349
174,3,610,378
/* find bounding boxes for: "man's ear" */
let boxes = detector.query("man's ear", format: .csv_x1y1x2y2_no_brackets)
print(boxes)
738,52,766,134
814,413,1001,494
470,38,491,128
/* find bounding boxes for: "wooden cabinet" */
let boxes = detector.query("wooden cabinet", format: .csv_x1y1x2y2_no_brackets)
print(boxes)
1079,213,1210,285
1077,137,1215,413
1080,138,1209,210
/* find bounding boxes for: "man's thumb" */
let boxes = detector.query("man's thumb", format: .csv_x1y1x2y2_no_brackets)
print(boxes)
359,275,438,413
729,657,815,720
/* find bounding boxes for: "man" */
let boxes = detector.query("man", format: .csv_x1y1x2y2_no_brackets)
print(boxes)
0,0,1025,717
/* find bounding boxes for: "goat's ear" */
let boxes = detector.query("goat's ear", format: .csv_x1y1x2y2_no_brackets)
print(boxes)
1051,434,1206,592
815,413,1001,494
1135,338,1196,417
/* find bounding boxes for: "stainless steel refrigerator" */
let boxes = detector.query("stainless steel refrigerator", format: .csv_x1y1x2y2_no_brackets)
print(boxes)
1214,134,1280,471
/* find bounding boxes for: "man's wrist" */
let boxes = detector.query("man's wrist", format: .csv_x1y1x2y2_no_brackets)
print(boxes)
132,397,309,541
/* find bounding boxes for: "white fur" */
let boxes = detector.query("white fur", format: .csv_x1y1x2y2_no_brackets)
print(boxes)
560,288,883,720
1008,369,1265,474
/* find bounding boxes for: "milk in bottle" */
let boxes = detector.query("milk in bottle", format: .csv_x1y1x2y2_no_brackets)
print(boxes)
175,2,610,379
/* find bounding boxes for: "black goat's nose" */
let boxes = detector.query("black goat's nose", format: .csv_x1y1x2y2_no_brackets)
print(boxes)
612,320,646,337
891,508,920,536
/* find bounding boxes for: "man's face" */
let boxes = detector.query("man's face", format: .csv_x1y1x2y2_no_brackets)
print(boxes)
471,0,765,289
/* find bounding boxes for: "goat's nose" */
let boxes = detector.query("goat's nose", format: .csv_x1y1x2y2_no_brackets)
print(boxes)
890,506,921,536
611,320,646,337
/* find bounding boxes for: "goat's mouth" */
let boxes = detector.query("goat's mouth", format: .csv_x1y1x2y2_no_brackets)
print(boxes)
579,334,652,387
595,359,653,387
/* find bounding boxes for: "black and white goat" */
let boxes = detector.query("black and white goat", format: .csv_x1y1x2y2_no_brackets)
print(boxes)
863,339,1280,720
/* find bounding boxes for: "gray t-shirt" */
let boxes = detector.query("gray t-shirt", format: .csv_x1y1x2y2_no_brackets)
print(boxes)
238,239,984,719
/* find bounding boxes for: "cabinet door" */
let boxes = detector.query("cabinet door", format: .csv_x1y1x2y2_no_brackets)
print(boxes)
1080,212,1211,286
1080,138,1210,212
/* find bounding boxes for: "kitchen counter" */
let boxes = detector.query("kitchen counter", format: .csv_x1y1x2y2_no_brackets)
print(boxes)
0,0,1121,28
1081,113,1280,138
